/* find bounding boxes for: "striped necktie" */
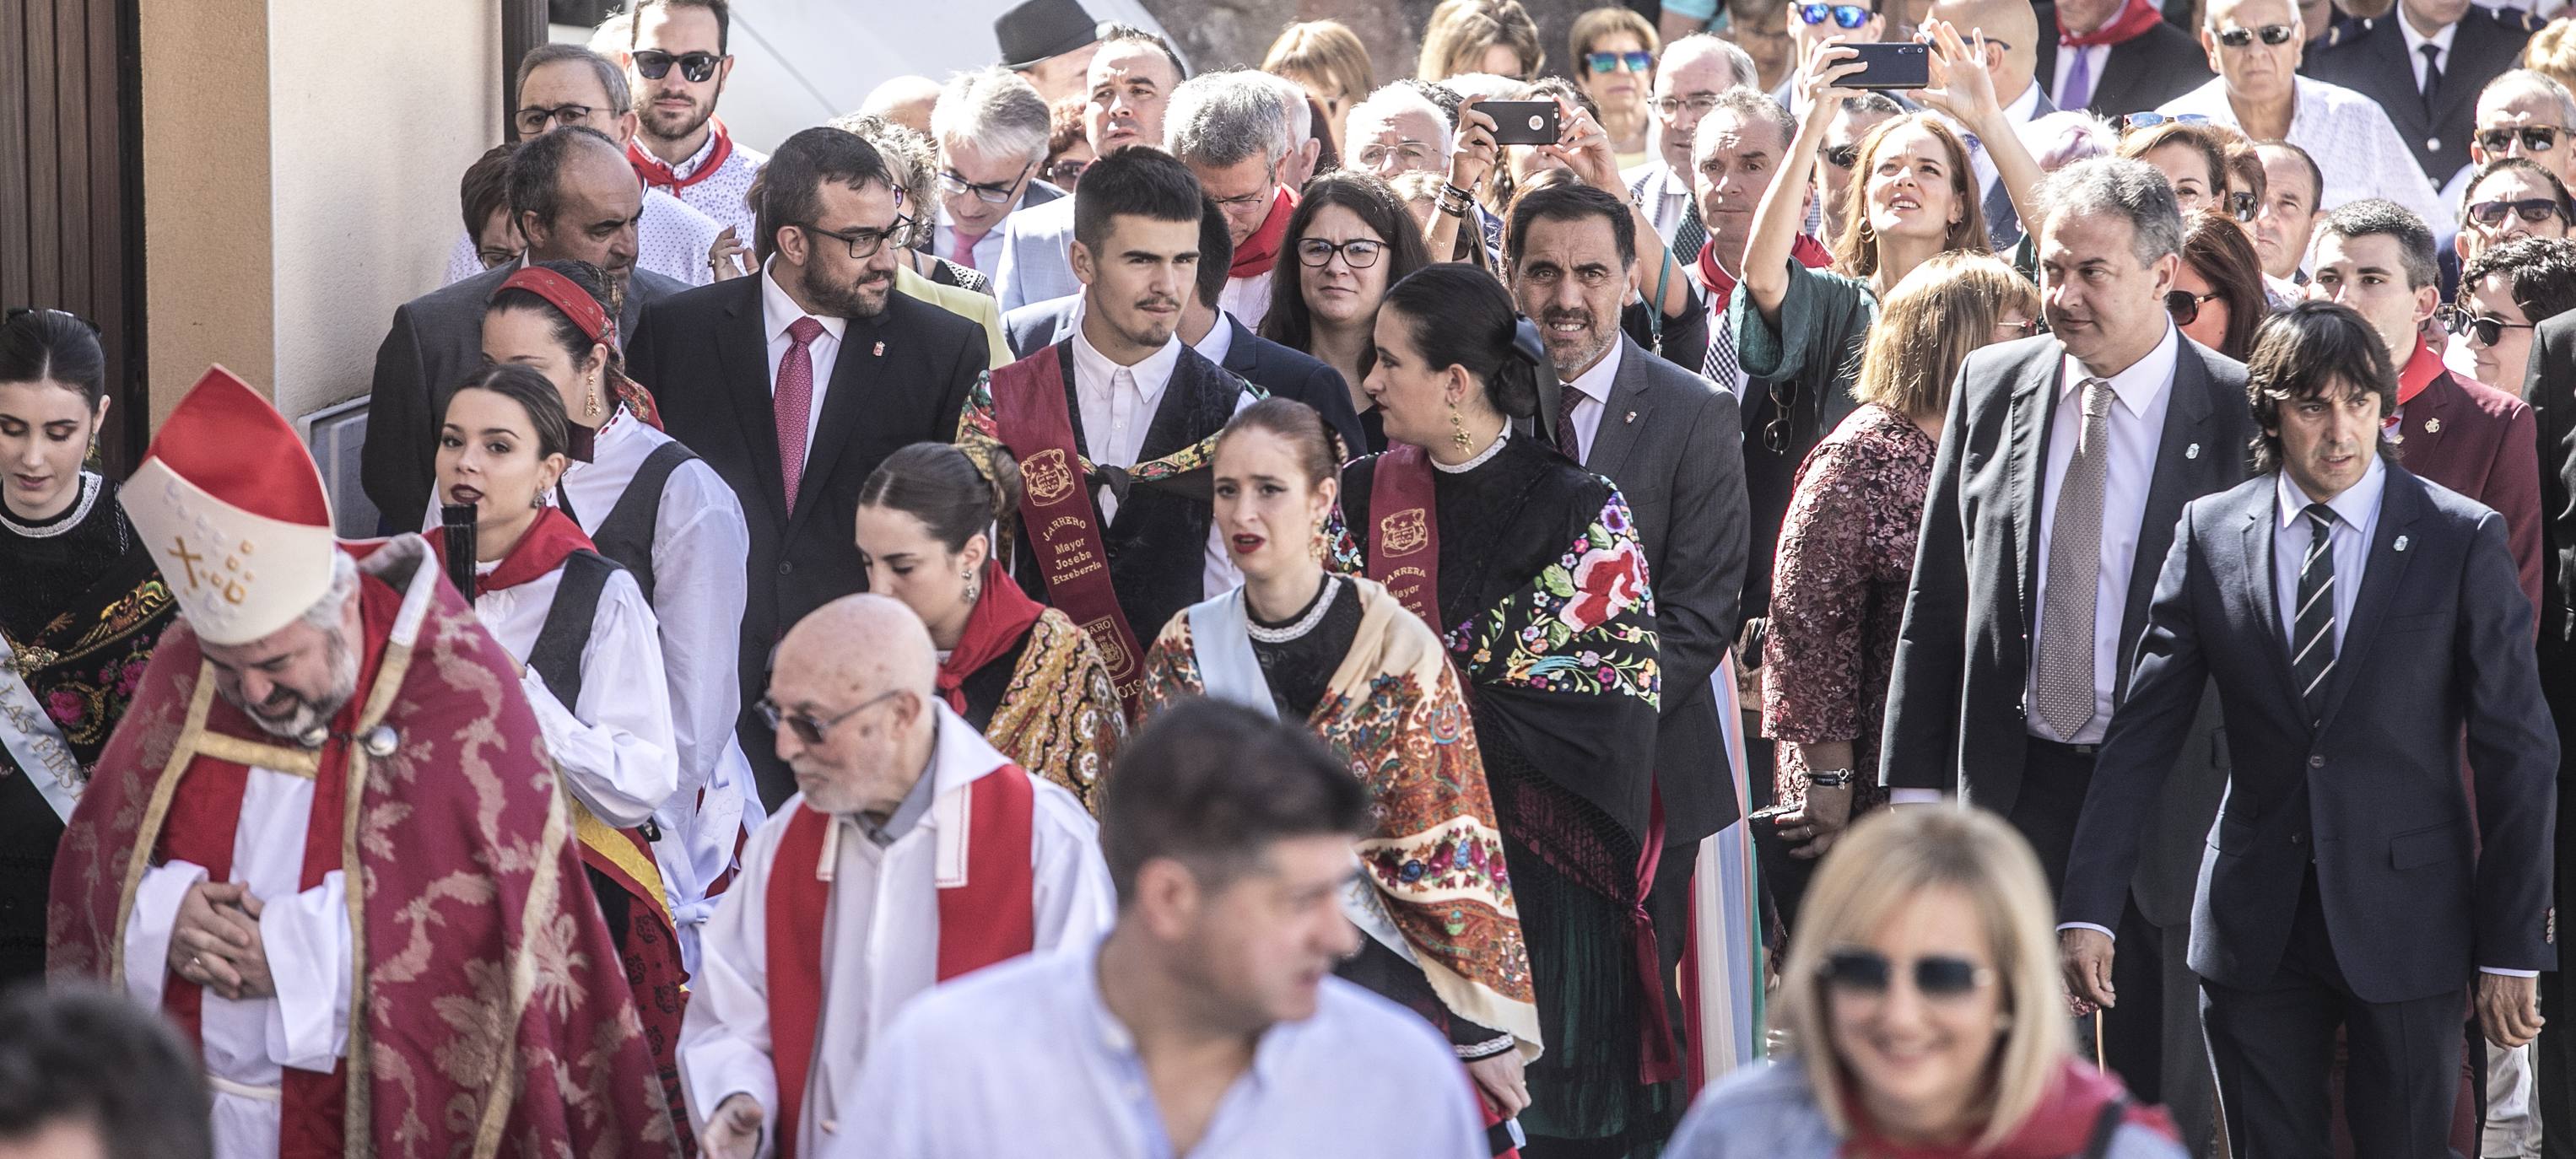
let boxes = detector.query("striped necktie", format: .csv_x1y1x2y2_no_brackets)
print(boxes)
2292,502,2339,724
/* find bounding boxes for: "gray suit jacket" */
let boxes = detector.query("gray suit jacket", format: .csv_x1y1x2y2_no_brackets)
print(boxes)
361,261,688,529
994,195,1081,314
1536,337,1752,843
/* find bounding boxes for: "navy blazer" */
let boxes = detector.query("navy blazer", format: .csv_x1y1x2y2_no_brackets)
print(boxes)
2062,466,2557,1002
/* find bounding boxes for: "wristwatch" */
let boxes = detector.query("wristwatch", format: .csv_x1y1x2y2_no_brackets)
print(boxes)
1807,767,1857,790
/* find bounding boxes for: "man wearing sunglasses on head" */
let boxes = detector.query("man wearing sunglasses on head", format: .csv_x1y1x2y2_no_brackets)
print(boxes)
2152,0,2450,232
621,0,764,258
2305,0,2541,195
678,593,1114,1159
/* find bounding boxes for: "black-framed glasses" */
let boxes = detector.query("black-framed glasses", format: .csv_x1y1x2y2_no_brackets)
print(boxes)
1296,237,1386,268
1651,93,1724,117
798,216,915,260
1585,50,1655,73
514,103,598,135
2467,197,2566,229
1045,158,1093,187
2165,288,2221,326
940,160,1035,206
632,49,721,83
1822,143,1860,170
757,688,905,746
2227,190,2258,222
2476,125,2566,154
1797,3,1872,27
2444,307,2538,348
1817,948,1996,1000
2211,23,2297,46
2121,111,2211,132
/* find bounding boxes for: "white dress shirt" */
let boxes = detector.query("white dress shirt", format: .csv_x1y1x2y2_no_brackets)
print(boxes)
2026,323,2183,745
2157,76,2449,229
1068,327,1247,600
1191,309,1239,366
1220,270,1275,332
469,554,681,828
1559,338,1623,463
2400,17,2462,94
2051,42,2110,110
762,258,848,465
2271,456,2384,659
1624,160,1695,251
1968,82,2044,202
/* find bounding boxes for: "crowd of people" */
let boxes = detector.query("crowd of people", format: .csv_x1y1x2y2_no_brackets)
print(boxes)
3,0,2574,1154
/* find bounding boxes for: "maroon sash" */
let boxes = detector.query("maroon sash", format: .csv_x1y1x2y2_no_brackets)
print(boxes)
987,350,1146,703
762,764,1037,1159
1365,445,1443,627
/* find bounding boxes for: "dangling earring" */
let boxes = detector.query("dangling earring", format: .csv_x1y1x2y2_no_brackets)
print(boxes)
1449,402,1470,455
528,490,546,510
586,372,602,420
961,567,981,606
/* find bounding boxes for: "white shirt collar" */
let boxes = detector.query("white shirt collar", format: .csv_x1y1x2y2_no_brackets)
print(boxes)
1191,310,1239,366
760,256,850,345
2275,453,2389,531
2002,80,2044,123
1070,320,1185,395
1563,338,1623,405
2399,14,2460,60
2057,321,2182,418
667,127,723,181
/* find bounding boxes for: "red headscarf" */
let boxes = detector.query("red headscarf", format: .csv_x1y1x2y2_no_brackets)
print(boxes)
1839,1060,2177,1158
492,267,665,433
937,558,1048,713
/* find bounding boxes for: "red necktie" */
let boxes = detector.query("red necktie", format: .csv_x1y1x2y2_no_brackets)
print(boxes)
776,316,824,510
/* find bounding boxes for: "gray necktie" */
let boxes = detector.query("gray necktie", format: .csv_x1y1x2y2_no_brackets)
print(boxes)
2035,379,2114,741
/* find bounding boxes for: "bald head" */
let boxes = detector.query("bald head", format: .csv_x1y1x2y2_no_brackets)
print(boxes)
778,594,937,702
1929,0,2039,99
770,595,940,817
860,75,945,137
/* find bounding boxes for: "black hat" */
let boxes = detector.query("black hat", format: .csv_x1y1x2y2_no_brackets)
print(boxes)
997,0,1101,69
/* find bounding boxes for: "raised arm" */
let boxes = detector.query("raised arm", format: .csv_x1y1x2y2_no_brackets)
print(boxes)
1426,106,1501,264
1915,22,2045,238
1746,42,1865,323
1545,97,1694,319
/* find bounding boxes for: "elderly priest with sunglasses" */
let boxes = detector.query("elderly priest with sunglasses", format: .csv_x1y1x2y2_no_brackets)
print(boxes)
678,594,1114,1159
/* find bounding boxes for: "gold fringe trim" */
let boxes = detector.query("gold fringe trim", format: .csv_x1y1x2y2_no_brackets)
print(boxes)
340,637,410,1159
109,670,219,985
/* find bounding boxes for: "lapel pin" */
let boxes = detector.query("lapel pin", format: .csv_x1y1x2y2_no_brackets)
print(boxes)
1625,410,1637,423
2185,442,2201,460
2395,535,2410,553
872,341,886,358
2422,417,2441,434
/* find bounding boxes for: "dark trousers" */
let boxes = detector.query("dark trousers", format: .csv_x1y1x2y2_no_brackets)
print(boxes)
2007,736,2098,896
2539,768,2576,1158
2203,870,2465,1158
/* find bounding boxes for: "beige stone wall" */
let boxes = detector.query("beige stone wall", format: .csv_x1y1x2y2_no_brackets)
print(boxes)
141,0,499,427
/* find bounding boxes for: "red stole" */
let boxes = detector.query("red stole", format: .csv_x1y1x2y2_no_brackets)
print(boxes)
987,348,1147,703
1365,445,1444,626
1228,188,1297,280
428,506,592,591
937,558,1046,714
761,763,1038,1159
156,569,401,1159
1697,233,1833,305
629,121,736,193
2058,0,2164,46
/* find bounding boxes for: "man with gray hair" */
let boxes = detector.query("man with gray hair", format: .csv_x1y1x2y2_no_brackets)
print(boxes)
2466,69,2576,197
1248,69,1322,192
1344,83,1455,181
932,67,1063,274
1165,69,1299,328
1884,156,2254,1148
1622,34,1758,269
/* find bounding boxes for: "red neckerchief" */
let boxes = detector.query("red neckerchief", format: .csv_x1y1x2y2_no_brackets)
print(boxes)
628,118,734,193
2059,0,2165,46
1698,233,1834,307
428,506,596,594
1839,1060,2177,1158
1229,187,1297,280
2397,337,2444,408
937,558,1047,714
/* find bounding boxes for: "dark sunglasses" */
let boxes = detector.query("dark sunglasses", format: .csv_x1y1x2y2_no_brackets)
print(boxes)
1818,949,1995,999
1585,50,1655,73
1045,158,1093,187
2165,288,2221,326
2226,190,2258,223
632,49,721,83
1762,378,1797,455
2211,23,2297,46
1797,3,1873,27
2476,125,2566,154
757,688,904,747
2467,197,2565,229
2121,111,2211,132
2444,307,2538,348
1822,143,1860,170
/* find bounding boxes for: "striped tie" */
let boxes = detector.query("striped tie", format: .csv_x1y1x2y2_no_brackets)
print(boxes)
2292,503,2338,724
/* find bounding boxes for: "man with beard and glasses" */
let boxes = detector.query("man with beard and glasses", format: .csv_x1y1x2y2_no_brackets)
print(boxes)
50,368,674,1159
364,125,693,531
627,127,992,809
959,147,1259,712
620,0,765,257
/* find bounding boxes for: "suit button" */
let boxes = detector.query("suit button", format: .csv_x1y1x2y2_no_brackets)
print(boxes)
779,560,795,576
2292,833,2304,845
2427,137,2441,153
2309,755,2325,768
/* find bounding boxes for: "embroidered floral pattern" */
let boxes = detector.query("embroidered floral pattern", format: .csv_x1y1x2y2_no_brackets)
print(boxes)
1451,494,1661,707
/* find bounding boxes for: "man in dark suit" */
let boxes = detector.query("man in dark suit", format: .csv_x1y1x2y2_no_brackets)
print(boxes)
1513,181,1752,1016
2063,300,2557,1155
364,127,689,530
2518,309,2576,1152
1882,158,2253,1143
625,126,990,808
2034,0,2216,119
2306,1,2541,191
2308,199,2544,610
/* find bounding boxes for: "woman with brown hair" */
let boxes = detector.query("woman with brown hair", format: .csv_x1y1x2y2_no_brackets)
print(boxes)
2172,208,2271,360
1264,20,1376,159
1418,0,1544,81
1569,6,1661,169
2116,118,2228,218
1262,171,1438,455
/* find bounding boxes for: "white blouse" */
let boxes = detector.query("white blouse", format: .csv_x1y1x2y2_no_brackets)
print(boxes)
470,555,680,827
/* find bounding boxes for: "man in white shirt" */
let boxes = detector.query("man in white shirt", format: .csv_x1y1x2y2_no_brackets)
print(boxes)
1166,70,1299,332
931,68,1058,276
996,26,1185,311
1929,0,2057,245
683,595,1113,1159
843,698,1485,1159
1622,35,1760,264
618,0,766,252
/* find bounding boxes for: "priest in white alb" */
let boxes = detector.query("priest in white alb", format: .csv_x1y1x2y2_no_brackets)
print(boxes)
678,593,1115,1159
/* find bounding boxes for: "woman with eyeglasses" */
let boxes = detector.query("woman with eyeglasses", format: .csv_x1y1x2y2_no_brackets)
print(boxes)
1341,264,1676,1153
0,308,176,987
1262,172,1438,456
1569,7,1660,170
1757,253,2033,926
1137,397,1541,1136
853,442,1125,811
426,364,691,1135
2168,208,2271,359
1042,94,1094,193
1667,807,2184,1157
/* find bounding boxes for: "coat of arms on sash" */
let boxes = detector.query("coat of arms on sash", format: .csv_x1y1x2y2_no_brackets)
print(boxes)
1380,509,1429,556
1023,449,1076,505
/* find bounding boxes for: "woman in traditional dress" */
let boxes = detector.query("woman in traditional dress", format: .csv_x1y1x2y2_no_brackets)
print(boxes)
0,308,175,986
1139,397,1542,1136
428,364,690,1137
1337,265,1671,1155
469,258,757,969
852,440,1125,809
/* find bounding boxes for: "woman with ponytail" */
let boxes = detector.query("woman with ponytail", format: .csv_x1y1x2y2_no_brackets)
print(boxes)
854,442,1126,810
1337,263,1674,1154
